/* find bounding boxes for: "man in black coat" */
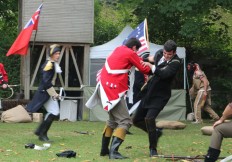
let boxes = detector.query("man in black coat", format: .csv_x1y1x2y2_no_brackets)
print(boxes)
132,40,181,157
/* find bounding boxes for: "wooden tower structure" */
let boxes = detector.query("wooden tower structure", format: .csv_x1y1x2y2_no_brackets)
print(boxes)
19,0,94,117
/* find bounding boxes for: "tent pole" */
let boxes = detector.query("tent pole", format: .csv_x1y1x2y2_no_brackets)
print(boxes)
185,62,194,113
184,57,186,89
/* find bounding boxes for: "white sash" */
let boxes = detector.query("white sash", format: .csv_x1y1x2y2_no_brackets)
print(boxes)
105,60,129,74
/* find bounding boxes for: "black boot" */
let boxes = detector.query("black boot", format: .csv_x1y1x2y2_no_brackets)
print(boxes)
204,147,220,162
100,125,113,156
145,118,159,157
100,136,111,156
34,114,56,142
109,136,128,159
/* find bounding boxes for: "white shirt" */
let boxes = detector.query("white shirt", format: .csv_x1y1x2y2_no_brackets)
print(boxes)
151,56,167,73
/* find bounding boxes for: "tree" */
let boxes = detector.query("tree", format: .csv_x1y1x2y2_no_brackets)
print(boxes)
0,0,20,97
94,0,140,46
94,0,232,112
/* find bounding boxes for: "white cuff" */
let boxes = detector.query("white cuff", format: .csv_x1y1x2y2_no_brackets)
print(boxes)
151,65,156,73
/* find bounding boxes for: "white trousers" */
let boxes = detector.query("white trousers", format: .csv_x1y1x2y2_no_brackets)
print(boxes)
43,97,59,119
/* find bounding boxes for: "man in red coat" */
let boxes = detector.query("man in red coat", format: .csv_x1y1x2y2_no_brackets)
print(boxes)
86,38,153,159
0,63,8,89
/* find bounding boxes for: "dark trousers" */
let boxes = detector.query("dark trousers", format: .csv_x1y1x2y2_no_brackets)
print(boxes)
133,103,163,122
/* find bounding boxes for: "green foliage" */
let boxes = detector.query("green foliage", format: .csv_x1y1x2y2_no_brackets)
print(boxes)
94,0,140,46
0,0,20,97
132,0,232,109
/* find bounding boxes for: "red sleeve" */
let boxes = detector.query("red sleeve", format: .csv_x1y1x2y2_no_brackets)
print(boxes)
0,63,8,84
128,52,151,74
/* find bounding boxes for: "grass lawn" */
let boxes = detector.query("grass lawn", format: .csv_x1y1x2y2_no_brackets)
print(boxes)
0,120,231,162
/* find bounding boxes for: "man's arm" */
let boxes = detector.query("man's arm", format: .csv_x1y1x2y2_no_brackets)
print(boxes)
213,103,232,127
42,61,59,99
201,76,209,97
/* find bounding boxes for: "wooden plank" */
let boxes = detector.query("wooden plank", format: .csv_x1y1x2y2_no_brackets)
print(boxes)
70,47,83,85
30,87,83,91
24,48,31,99
83,44,90,86
22,0,94,43
65,46,69,87
57,46,65,87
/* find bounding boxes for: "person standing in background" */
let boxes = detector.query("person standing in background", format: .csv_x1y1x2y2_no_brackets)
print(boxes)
188,62,219,124
0,63,8,89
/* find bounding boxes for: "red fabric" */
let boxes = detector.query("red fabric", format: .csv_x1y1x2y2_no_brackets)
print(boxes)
99,46,150,102
0,63,8,84
6,4,43,56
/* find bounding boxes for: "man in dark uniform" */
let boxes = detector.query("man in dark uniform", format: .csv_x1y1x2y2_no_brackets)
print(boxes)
132,40,181,157
26,44,62,142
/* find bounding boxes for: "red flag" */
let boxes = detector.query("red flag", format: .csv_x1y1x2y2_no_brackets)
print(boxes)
6,3,43,56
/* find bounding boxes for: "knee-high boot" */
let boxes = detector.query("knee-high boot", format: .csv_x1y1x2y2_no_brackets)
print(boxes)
145,118,162,157
204,147,220,162
34,113,56,142
109,127,128,159
100,125,113,156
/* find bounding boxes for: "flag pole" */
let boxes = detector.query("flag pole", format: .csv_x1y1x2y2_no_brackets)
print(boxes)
145,18,149,49
30,30,38,55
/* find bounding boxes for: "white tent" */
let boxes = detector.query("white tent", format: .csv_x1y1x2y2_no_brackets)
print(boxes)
90,25,186,59
89,25,187,88
85,25,187,121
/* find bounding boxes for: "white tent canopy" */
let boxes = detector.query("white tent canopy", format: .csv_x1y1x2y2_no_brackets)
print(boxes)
90,25,186,59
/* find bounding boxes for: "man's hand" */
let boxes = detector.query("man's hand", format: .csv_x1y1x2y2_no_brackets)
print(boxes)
2,84,8,89
203,91,207,98
213,119,223,128
141,61,153,69
52,94,60,101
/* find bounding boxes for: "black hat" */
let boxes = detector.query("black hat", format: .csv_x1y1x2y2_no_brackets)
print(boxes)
49,44,61,56
56,150,76,158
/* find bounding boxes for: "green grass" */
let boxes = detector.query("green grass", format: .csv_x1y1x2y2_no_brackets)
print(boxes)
0,120,231,162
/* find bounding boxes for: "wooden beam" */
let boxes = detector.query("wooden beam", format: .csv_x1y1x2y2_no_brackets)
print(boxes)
83,44,90,86
30,45,46,87
24,48,31,99
57,46,65,87
65,46,69,87
70,47,83,85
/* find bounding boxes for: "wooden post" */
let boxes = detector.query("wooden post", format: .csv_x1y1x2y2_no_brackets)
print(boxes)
24,48,31,99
